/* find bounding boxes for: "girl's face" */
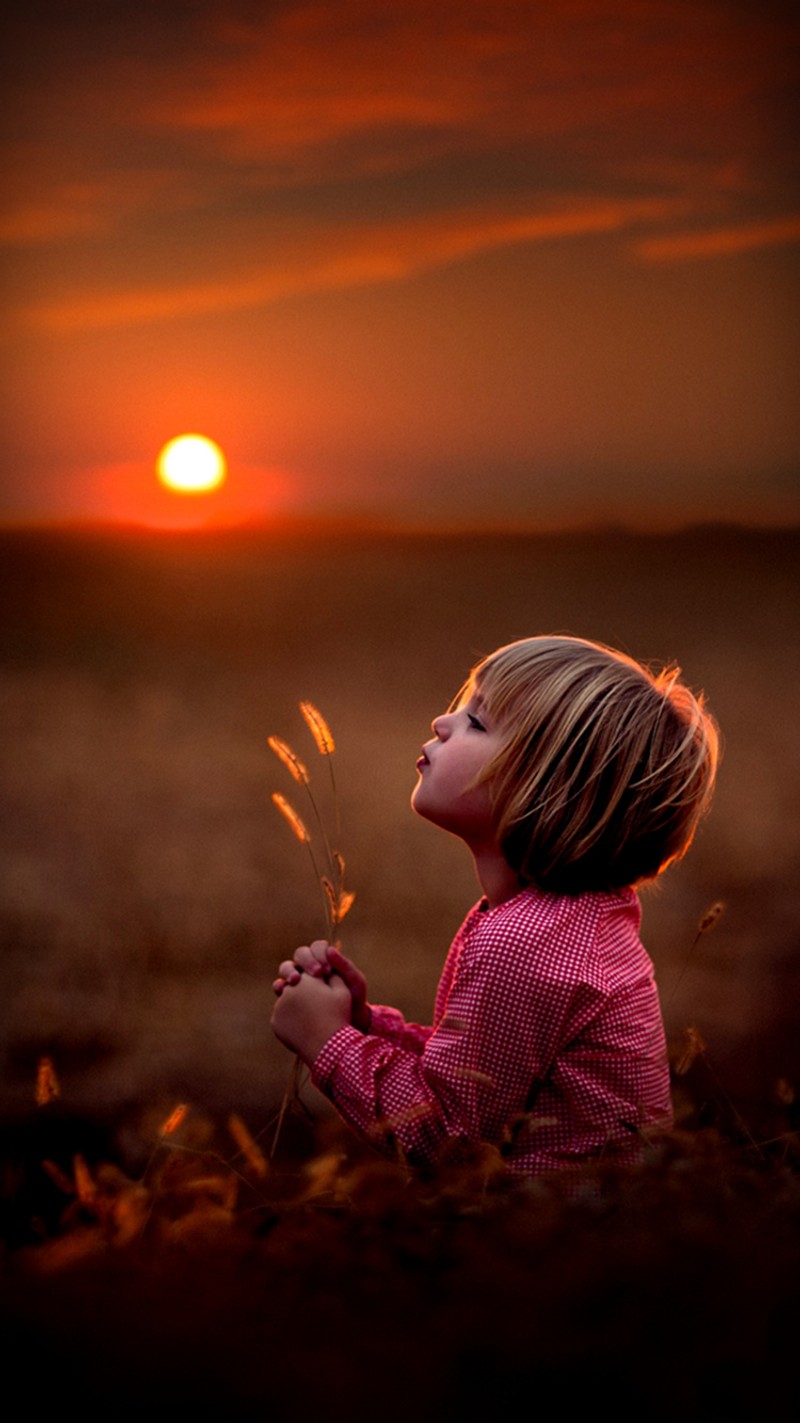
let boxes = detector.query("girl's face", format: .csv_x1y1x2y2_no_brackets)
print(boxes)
411,688,503,850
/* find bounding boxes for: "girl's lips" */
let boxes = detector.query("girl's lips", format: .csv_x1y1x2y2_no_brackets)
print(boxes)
416,752,430,771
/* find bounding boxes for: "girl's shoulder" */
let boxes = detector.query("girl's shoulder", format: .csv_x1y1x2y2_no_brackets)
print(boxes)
460,884,643,989
466,883,638,935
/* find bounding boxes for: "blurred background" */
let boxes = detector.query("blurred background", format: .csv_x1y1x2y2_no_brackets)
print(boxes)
1,523,797,1138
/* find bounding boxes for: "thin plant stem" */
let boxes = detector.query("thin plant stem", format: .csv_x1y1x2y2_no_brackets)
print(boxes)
300,779,339,903
270,1055,305,1159
701,1054,765,1160
268,703,354,1160
302,836,334,940
327,757,342,852
664,900,726,1014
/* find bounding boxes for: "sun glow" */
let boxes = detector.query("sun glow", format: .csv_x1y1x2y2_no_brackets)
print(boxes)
156,434,227,494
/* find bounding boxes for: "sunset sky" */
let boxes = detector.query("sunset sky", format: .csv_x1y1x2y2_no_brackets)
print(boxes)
2,0,798,528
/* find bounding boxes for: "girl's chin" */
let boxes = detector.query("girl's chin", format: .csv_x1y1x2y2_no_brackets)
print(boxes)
410,785,437,823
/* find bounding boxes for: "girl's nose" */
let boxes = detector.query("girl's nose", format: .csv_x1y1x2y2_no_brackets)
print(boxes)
432,712,452,738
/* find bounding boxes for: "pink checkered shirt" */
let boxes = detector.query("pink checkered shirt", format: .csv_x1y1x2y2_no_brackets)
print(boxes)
312,885,673,1174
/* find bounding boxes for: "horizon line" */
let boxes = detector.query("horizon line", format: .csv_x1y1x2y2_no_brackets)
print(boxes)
1,511,799,540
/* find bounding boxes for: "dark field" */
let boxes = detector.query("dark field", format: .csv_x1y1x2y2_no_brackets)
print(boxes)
1,522,798,1415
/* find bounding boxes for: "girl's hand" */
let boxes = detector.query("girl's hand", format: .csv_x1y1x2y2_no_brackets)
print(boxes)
272,938,336,995
326,947,371,1032
271,970,351,1064
272,939,371,1033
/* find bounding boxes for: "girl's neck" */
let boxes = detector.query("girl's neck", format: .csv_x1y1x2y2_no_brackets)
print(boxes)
471,847,523,909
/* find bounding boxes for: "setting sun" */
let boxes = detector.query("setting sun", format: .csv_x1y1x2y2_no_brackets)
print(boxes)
156,434,227,494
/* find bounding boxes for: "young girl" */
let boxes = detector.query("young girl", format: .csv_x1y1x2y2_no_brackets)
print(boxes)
271,635,719,1175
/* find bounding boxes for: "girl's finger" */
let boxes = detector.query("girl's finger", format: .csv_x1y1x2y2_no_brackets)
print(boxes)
308,940,335,969
294,944,330,976
277,959,302,982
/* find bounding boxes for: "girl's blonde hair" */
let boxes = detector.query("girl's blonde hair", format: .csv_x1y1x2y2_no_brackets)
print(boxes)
458,635,719,895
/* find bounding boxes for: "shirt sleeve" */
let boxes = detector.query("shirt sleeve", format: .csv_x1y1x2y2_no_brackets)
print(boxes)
366,1005,433,1055
311,925,604,1166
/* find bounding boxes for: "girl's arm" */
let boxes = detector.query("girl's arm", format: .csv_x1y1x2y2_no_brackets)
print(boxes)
307,936,580,1166
328,947,433,1053
309,911,666,1169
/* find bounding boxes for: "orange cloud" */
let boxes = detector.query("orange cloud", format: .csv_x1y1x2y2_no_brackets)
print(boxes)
24,192,686,333
634,215,800,262
150,0,794,174
1,0,793,278
0,167,200,248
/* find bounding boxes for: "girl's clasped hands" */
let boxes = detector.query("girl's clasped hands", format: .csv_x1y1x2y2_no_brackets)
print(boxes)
271,941,371,1063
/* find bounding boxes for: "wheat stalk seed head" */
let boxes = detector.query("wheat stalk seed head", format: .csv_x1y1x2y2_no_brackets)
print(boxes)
272,792,310,843
160,1103,189,1136
36,1055,60,1106
698,900,726,934
267,736,309,785
228,1113,269,1178
299,700,335,755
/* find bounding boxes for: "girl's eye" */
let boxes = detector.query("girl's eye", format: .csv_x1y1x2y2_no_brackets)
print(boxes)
467,713,486,731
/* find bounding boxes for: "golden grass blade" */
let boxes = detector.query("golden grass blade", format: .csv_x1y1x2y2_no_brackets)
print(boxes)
41,1158,75,1195
336,890,356,924
368,1102,435,1137
438,1015,469,1035
774,1077,796,1106
299,1149,347,1201
112,1184,151,1246
270,1055,305,1158
267,736,309,785
664,895,726,1014
698,900,725,934
35,1055,60,1106
160,1103,189,1136
228,1113,269,1178
272,792,310,843
673,1024,707,1076
299,700,335,755
501,1112,559,1148
73,1153,97,1207
450,1066,498,1090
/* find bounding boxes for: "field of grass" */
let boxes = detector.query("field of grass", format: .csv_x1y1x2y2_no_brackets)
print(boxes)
0,521,798,1414
1,1107,798,1418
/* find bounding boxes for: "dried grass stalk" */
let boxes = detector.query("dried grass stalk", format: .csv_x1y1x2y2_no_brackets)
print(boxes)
73,1154,97,1207
160,1103,189,1136
36,1055,59,1106
774,1077,796,1106
41,1158,75,1195
322,878,356,927
336,890,356,924
267,736,309,785
228,1113,269,1178
673,1024,707,1076
272,792,310,844
299,700,335,755
451,1067,498,1090
439,1015,470,1035
269,700,352,1156
369,1102,435,1138
698,900,726,934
